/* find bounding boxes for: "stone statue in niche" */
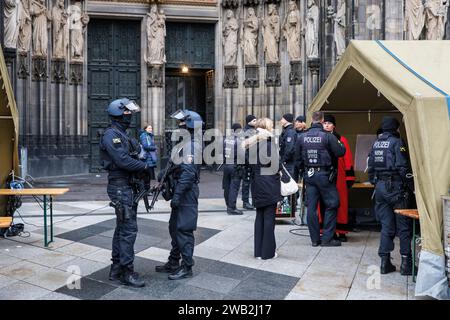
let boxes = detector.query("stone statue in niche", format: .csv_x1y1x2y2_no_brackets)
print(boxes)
263,3,280,64
283,1,301,62
51,0,68,59
146,4,166,65
4,0,20,49
424,0,449,40
31,0,51,57
17,0,32,53
242,7,259,65
223,9,238,66
68,1,89,62
405,0,425,40
305,0,319,59
333,0,346,59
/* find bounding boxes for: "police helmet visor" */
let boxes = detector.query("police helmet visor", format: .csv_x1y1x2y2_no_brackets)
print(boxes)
170,109,189,121
123,100,140,113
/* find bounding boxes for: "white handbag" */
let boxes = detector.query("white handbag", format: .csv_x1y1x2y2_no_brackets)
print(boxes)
280,165,299,196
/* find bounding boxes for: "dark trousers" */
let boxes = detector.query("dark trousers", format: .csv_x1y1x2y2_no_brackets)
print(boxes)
107,182,138,269
305,172,340,243
375,181,413,257
168,208,196,268
222,164,242,209
242,167,251,204
254,204,277,259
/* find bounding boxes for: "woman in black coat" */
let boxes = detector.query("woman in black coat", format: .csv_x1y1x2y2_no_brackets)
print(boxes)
242,118,282,260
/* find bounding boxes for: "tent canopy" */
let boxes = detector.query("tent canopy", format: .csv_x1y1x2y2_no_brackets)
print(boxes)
0,47,20,216
308,40,450,258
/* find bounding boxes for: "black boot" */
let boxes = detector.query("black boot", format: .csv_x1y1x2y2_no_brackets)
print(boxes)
227,207,244,215
380,255,396,274
243,202,255,210
109,263,122,282
400,255,415,276
168,265,193,280
120,268,145,288
155,261,180,273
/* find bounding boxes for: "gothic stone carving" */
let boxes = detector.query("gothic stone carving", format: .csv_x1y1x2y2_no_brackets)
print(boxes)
4,0,20,49
17,0,32,53
69,61,83,85
263,3,280,64
68,2,89,62
306,0,319,59
51,58,66,83
265,63,281,87
32,55,47,81
146,4,166,65
223,9,238,66
289,61,302,85
221,0,239,9
18,52,29,79
223,65,238,88
244,65,259,88
147,64,164,87
243,0,260,6
30,0,50,57
405,0,425,40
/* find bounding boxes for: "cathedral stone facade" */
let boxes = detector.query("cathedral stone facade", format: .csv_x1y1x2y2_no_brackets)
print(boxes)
2,0,449,177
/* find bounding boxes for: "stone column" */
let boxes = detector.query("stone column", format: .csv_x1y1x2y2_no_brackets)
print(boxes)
307,57,320,107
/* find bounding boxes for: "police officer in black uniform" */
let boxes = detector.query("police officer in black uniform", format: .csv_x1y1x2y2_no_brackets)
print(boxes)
241,115,257,210
155,109,202,280
279,113,297,177
293,115,307,182
222,123,244,215
100,98,150,288
295,111,346,247
368,116,414,275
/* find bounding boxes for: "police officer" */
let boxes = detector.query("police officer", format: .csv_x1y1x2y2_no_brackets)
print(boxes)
293,115,307,182
279,113,297,177
222,123,244,215
241,115,257,210
100,98,150,288
155,109,202,280
295,111,346,247
368,116,414,275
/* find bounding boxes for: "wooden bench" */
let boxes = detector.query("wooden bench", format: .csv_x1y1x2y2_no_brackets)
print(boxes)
0,188,69,247
395,208,420,281
0,217,13,229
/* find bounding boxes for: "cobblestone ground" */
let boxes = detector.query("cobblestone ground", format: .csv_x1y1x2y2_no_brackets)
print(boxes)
0,172,415,300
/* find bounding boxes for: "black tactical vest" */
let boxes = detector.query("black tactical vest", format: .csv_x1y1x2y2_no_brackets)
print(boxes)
301,129,332,167
372,135,396,172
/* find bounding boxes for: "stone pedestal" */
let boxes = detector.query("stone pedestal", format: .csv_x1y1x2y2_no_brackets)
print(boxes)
51,58,66,83
18,52,29,79
69,61,83,85
147,64,164,87
307,57,320,107
244,65,259,88
223,65,238,88
265,63,281,87
289,60,302,85
32,56,47,82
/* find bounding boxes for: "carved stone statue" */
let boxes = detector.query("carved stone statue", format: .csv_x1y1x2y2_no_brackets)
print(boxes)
263,4,280,64
4,0,20,49
283,1,301,62
223,9,238,66
306,0,319,59
17,0,32,53
30,0,50,57
242,7,259,65
146,5,166,65
334,0,346,59
405,0,425,40
68,2,89,62
424,0,449,40
51,0,68,59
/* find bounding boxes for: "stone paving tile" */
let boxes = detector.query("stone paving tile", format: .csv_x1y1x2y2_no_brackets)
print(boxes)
27,250,75,268
134,234,166,252
0,260,50,280
31,237,74,250
32,227,71,237
24,268,71,291
79,235,114,250
100,287,157,300
57,228,98,242
38,291,80,300
55,242,101,257
83,248,113,264
0,253,22,268
284,291,321,300
1,243,50,260
136,247,170,262
193,244,231,261
220,251,265,269
164,284,225,300
224,278,289,300
186,272,241,294
258,257,309,278
0,274,19,289
55,257,108,277
291,280,350,300
204,261,255,281
127,274,186,299
55,277,117,300
0,281,51,300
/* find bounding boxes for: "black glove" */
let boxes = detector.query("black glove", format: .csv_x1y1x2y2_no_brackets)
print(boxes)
170,197,180,209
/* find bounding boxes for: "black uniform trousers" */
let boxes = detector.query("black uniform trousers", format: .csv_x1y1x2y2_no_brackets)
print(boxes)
374,180,413,257
305,171,340,243
107,180,138,269
222,164,242,209
254,204,277,259
241,167,251,204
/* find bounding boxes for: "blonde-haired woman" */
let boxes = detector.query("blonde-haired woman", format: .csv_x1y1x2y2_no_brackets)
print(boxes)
242,118,282,260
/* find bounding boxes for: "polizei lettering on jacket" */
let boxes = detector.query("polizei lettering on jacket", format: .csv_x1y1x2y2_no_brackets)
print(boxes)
373,141,390,149
304,136,322,143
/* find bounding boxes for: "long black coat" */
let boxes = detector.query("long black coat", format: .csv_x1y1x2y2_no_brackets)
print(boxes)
243,129,282,209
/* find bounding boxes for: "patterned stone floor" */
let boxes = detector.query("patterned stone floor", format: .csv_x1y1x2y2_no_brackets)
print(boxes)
0,198,416,300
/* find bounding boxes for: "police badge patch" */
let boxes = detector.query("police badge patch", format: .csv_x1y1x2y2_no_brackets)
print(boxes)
287,137,292,143
113,138,121,144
